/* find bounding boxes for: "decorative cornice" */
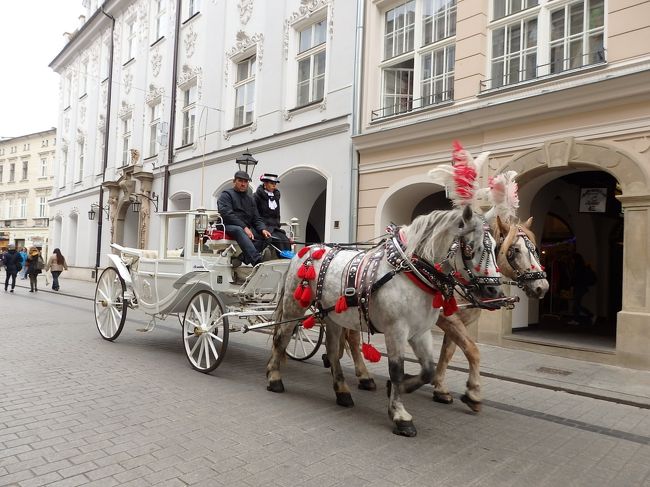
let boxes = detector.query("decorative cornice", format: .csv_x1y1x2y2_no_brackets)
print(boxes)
118,101,135,119
284,0,331,60
225,31,264,86
145,84,165,105
178,64,202,87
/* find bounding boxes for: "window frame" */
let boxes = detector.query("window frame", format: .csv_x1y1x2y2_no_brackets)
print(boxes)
125,18,137,62
40,158,48,178
233,55,256,128
21,161,28,181
121,114,133,165
9,162,15,182
295,19,328,108
77,138,85,182
181,84,197,146
19,197,26,219
153,0,167,41
148,100,162,157
38,197,47,218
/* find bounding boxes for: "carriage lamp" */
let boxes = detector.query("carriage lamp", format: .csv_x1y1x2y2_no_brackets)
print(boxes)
88,203,109,221
235,150,258,178
130,192,159,213
194,210,209,233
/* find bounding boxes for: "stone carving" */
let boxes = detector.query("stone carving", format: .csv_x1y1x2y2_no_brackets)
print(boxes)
124,71,133,94
283,110,293,122
151,47,162,77
79,104,86,124
238,0,253,25
64,118,70,133
225,31,264,85
284,0,331,59
76,129,85,144
184,26,198,58
145,84,165,105
118,100,135,120
178,64,202,87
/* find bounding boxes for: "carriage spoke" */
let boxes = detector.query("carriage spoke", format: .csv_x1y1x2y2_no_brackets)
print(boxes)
207,336,220,361
207,332,223,343
190,335,202,355
297,328,308,357
203,337,211,369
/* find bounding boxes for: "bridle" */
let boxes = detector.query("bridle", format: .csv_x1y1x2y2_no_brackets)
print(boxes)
499,227,547,288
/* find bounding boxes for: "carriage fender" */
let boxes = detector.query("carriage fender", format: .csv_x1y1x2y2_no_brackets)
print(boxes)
106,254,134,287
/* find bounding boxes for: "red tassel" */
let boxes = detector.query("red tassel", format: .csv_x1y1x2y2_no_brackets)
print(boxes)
311,248,326,260
475,264,481,272
442,296,458,316
432,291,444,309
335,295,348,313
300,285,312,303
298,246,310,258
362,343,382,363
305,265,316,280
434,263,443,272
299,299,311,308
297,264,307,279
541,265,545,271
294,284,303,301
496,266,501,273
302,315,316,329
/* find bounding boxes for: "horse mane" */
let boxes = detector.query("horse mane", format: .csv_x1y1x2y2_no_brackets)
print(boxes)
403,209,464,263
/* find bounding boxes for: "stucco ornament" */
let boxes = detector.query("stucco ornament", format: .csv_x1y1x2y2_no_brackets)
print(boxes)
124,71,133,94
145,84,165,105
177,64,203,101
238,0,253,25
284,0,332,60
224,31,264,86
184,26,198,58
151,47,162,77
79,104,87,124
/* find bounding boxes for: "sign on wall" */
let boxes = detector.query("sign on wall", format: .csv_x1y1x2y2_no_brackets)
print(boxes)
579,187,607,213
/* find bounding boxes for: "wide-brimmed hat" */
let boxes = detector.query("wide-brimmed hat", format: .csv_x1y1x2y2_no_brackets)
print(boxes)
234,170,252,181
260,173,280,184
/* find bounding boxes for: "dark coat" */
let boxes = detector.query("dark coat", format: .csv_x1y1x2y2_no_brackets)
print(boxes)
217,187,266,232
26,254,43,276
253,184,282,232
2,250,21,272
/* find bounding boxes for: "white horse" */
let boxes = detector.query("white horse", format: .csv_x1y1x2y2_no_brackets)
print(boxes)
266,205,504,437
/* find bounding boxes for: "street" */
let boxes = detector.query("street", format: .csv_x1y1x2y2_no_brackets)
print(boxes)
1,290,649,487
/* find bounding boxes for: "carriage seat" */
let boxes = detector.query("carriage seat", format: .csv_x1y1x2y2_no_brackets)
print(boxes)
141,250,159,259
205,229,240,253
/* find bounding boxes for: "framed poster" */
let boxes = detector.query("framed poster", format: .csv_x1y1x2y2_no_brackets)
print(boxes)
579,187,607,213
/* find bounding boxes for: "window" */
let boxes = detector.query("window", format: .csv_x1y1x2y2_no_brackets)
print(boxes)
8,199,15,218
38,197,47,218
80,59,88,95
125,18,136,61
375,0,455,119
61,149,68,187
23,143,30,151
2,200,8,219
187,0,200,18
41,139,49,148
234,56,256,127
9,163,15,182
22,161,28,180
154,0,167,40
486,0,605,90
40,158,48,177
181,84,196,145
19,198,26,218
296,20,327,107
0,165,3,182
121,115,132,165
77,139,85,181
148,101,162,157
65,74,72,107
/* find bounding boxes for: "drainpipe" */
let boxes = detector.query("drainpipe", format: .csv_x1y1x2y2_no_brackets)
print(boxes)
350,0,365,241
95,5,115,281
162,0,183,211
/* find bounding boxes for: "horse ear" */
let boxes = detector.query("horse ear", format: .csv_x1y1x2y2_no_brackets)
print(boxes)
462,204,473,224
497,215,510,235
524,216,533,229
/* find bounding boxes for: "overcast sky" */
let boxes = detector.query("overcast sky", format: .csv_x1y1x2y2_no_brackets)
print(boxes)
0,1,83,139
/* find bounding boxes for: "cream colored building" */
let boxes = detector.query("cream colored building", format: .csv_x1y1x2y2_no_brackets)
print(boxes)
354,0,650,368
0,129,56,253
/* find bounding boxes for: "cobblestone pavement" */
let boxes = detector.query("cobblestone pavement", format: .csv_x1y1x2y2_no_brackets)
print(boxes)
1,290,649,487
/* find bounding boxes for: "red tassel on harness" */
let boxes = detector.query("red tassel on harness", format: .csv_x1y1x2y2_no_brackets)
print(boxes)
442,296,458,316
362,343,382,363
311,248,326,260
294,284,304,301
302,315,316,329
305,265,316,280
432,291,444,309
297,264,307,279
298,246,310,258
300,285,312,303
335,295,348,313
434,263,443,272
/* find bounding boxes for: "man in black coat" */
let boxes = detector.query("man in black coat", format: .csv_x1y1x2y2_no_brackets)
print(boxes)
254,173,291,255
217,171,271,266
2,244,22,292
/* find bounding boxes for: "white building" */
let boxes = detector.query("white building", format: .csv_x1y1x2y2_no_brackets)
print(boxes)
49,0,359,280
0,129,56,253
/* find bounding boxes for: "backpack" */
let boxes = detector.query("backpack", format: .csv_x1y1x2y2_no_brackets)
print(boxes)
36,256,45,271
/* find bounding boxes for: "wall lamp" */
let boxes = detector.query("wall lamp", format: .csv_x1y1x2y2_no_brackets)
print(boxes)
88,203,109,221
130,192,159,213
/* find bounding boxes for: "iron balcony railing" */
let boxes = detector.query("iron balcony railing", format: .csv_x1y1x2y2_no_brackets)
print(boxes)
371,89,454,121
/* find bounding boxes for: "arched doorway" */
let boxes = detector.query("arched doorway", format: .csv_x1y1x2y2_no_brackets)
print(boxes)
277,168,327,244
170,191,192,211
68,213,79,266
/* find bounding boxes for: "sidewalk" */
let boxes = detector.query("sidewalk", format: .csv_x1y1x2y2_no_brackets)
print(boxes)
16,276,650,409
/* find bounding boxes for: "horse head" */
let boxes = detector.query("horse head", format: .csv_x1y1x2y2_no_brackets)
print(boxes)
494,216,549,299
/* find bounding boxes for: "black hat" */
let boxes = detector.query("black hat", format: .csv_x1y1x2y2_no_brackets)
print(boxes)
234,170,252,181
260,173,280,184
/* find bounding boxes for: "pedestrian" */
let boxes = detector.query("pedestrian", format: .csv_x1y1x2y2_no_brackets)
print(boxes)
19,247,28,279
45,248,68,291
217,170,271,266
254,173,291,257
25,247,44,293
2,244,22,292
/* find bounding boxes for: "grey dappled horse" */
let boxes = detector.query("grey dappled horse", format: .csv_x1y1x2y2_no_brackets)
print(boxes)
266,206,503,437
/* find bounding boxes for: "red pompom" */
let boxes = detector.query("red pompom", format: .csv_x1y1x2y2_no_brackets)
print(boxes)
362,343,382,363
294,284,303,301
298,246,310,258
442,296,458,316
305,265,316,280
432,291,444,309
434,263,443,272
311,248,326,260
299,299,311,308
496,266,501,273
475,264,481,272
335,295,348,313
300,285,312,303
297,264,307,279
541,265,545,271
302,315,316,329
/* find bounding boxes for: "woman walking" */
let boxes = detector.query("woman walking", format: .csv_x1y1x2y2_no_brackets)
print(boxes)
45,248,68,291
26,247,44,293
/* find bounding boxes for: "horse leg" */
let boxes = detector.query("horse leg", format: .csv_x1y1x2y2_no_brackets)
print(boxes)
432,326,457,404
266,322,295,393
325,325,354,407
435,314,482,412
384,334,418,437
346,330,377,391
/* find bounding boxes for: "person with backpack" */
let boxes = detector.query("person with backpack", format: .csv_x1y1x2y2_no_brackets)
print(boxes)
2,244,22,292
26,247,44,293
45,248,68,291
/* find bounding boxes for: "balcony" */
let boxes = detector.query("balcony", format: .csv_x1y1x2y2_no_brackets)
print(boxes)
371,90,454,121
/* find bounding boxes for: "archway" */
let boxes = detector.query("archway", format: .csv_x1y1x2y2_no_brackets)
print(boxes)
52,216,63,250
277,167,327,244
67,213,79,266
169,191,192,211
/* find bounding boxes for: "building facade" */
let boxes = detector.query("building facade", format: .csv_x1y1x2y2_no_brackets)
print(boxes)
49,0,358,279
0,129,56,253
353,0,650,369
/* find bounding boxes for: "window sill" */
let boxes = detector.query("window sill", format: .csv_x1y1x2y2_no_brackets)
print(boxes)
227,122,253,134
64,106,71,112
150,36,165,48
369,98,454,124
182,11,201,25
123,57,135,68
38,176,49,180
144,154,158,161
79,93,88,100
175,142,195,152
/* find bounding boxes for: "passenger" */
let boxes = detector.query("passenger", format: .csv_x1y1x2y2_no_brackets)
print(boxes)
254,173,291,257
217,170,271,266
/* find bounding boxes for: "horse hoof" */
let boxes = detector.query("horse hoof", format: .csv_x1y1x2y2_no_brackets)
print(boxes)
336,392,354,408
267,380,285,393
322,354,331,368
386,380,392,397
460,394,482,412
392,420,417,437
433,391,454,404
358,378,377,391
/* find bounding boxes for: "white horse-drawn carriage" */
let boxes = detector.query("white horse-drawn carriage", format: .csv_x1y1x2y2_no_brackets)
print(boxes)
93,209,323,372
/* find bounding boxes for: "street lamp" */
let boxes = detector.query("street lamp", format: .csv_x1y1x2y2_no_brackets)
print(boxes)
235,151,258,178
130,192,159,213
194,209,209,233
88,203,109,221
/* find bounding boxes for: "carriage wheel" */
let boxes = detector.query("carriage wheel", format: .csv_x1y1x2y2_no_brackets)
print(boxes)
286,322,324,361
182,290,229,373
94,267,127,341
